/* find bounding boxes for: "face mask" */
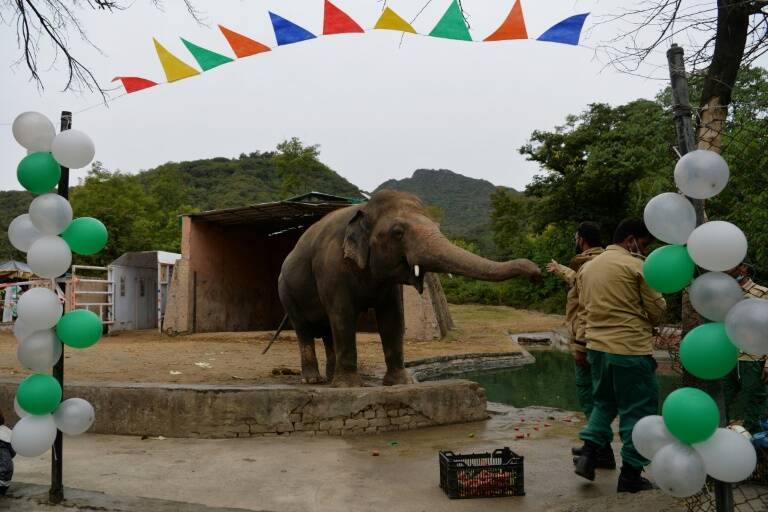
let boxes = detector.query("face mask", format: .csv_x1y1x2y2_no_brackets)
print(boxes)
631,239,641,254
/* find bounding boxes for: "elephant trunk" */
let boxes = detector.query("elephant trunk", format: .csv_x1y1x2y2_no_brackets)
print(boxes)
409,230,540,282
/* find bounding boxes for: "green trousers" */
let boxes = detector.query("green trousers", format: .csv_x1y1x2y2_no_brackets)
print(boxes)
724,360,767,434
574,361,594,418
579,350,658,469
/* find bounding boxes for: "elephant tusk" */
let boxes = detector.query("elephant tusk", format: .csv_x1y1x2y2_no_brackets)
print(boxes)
414,265,420,277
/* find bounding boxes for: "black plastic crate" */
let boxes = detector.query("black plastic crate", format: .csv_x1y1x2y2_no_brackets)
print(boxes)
439,447,525,499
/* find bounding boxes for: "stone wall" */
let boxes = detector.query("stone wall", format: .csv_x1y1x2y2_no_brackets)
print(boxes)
0,379,487,439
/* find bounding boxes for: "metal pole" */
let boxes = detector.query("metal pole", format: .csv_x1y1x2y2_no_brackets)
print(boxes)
667,45,733,512
49,110,71,504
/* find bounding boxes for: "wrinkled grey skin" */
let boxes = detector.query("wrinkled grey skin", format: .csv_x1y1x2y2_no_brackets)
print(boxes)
278,190,541,387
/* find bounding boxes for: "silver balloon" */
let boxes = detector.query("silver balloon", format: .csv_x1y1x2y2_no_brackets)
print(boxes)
17,287,62,330
690,272,744,322
17,329,62,372
12,112,56,152
13,318,40,343
8,213,42,252
650,441,707,498
11,414,57,457
693,428,757,483
687,221,748,272
51,129,95,169
643,193,697,245
674,150,730,200
27,236,72,279
632,415,676,460
54,398,95,436
725,298,768,356
14,396,29,418
29,193,73,235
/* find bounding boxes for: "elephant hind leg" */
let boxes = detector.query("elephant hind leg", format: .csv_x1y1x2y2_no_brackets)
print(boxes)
322,334,335,382
296,329,324,384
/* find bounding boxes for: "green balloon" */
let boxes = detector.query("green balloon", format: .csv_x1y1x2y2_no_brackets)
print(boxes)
17,152,61,194
643,245,695,294
17,374,62,415
61,217,108,255
680,323,738,380
662,387,719,444
56,309,102,349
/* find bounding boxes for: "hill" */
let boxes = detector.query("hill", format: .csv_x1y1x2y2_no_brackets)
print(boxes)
375,169,514,254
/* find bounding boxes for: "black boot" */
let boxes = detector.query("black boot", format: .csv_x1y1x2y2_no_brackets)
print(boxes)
572,443,616,470
574,440,600,481
617,465,653,493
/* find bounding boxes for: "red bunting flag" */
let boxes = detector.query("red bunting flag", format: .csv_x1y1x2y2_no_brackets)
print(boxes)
323,0,364,35
112,76,158,94
218,25,271,58
484,0,528,41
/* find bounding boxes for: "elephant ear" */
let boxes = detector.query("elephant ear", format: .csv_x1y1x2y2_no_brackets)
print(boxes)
343,209,370,269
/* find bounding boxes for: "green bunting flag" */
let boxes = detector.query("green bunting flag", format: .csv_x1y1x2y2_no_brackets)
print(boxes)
429,0,472,41
181,38,234,71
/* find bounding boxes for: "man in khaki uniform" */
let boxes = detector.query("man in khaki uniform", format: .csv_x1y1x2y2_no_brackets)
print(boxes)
572,219,666,493
725,259,768,433
547,222,614,469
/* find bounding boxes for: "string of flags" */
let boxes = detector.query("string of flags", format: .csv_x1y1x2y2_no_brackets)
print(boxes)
113,0,590,95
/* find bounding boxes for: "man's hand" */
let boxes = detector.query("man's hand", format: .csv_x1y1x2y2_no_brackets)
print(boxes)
573,351,588,367
546,260,559,273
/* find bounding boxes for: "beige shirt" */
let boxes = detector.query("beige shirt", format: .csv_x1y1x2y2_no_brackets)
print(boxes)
575,245,667,356
559,248,605,352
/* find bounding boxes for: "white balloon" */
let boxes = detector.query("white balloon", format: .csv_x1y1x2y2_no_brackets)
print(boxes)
27,236,72,279
690,272,744,322
14,397,29,418
687,221,748,271
643,193,697,245
632,415,676,460
674,150,730,200
54,398,95,436
13,318,40,343
11,414,57,457
12,112,56,152
650,441,707,498
725,298,768,356
29,193,73,235
8,214,43,252
51,129,95,169
693,428,757,482
17,329,62,372
17,287,62,330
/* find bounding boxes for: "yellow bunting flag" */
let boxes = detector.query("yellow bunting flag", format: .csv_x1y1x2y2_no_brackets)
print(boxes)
374,7,416,34
153,38,200,82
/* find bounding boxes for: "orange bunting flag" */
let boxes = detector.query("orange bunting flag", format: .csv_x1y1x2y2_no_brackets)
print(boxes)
112,76,158,94
218,25,271,58
374,7,416,34
484,0,528,41
153,38,200,82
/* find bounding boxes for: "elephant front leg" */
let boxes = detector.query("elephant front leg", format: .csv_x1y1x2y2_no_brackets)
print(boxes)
296,330,324,384
376,287,414,386
329,312,363,387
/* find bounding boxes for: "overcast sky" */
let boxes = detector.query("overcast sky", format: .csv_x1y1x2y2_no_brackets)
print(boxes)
2,0,755,195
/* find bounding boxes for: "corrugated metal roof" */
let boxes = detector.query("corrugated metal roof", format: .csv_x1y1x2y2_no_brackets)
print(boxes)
187,200,352,232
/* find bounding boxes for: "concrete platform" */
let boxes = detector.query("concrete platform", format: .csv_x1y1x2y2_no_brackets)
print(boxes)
0,379,487,438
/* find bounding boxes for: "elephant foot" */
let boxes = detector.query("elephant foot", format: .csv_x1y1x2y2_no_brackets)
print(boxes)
383,368,415,386
301,368,326,385
331,372,364,388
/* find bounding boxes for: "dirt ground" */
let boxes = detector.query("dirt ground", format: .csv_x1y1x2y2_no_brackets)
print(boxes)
0,305,562,385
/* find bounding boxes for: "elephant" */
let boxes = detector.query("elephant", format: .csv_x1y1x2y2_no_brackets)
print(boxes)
277,190,541,387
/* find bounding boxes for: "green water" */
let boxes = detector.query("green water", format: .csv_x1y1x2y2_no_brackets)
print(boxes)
464,350,682,412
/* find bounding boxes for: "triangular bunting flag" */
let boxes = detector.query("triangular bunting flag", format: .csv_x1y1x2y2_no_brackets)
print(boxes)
153,38,200,82
269,12,317,46
537,13,589,45
429,0,472,41
112,76,158,94
181,38,233,71
373,7,416,34
323,0,364,35
218,25,271,58
484,0,528,41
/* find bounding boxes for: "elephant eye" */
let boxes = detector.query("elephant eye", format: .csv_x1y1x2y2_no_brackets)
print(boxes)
391,225,405,240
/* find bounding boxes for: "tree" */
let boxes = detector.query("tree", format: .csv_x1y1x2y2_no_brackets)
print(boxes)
271,137,356,199
6,1,200,94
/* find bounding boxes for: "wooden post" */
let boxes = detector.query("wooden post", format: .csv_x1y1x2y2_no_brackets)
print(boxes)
49,110,71,504
667,45,733,512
